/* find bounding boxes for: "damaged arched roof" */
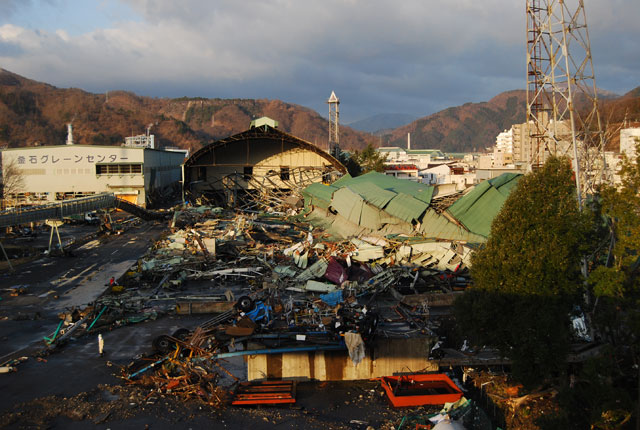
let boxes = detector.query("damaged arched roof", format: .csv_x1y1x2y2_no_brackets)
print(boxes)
184,124,346,173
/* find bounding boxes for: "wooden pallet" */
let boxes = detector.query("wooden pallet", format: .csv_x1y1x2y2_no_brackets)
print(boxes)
231,380,296,405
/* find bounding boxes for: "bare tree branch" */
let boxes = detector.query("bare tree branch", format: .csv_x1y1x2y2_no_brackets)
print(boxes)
1,157,25,208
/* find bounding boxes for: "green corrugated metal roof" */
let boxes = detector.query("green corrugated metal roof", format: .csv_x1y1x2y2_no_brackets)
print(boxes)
384,192,429,223
330,187,365,225
461,187,505,237
488,172,519,188
448,181,491,219
333,172,434,205
331,214,366,238
406,149,444,156
302,170,516,241
359,203,383,230
302,183,338,209
419,209,486,243
347,182,397,209
331,173,353,188
303,209,335,230
489,173,521,197
446,172,521,237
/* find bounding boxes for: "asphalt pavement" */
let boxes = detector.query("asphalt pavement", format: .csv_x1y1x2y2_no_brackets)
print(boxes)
0,220,167,362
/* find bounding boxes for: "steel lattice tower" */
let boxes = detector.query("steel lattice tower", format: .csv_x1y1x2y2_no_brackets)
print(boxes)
526,0,605,207
327,91,340,159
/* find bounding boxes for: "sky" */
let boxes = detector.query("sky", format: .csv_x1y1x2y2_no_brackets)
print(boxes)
0,0,639,123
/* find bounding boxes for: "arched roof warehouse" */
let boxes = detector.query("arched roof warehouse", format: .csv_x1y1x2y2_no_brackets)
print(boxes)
184,123,345,171
183,121,346,206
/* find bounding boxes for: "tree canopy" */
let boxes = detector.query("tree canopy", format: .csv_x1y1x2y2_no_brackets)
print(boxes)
344,144,387,176
455,156,593,385
455,151,640,426
589,140,640,298
471,156,592,296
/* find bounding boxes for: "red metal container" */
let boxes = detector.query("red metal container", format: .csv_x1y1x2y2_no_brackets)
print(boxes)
379,373,463,408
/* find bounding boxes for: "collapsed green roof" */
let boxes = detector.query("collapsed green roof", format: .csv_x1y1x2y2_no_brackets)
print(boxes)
333,172,434,205
301,171,521,243
446,173,521,238
302,183,338,209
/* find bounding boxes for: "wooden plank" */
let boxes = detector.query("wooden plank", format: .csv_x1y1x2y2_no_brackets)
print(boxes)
231,380,296,406
175,301,235,315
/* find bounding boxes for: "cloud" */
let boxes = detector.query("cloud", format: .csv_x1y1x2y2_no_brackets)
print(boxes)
0,0,32,17
0,0,638,121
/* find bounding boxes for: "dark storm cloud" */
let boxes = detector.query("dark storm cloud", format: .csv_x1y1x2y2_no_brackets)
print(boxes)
0,0,638,121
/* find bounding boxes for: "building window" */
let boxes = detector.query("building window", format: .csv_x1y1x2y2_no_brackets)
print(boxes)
96,164,143,175
280,166,290,181
243,166,253,180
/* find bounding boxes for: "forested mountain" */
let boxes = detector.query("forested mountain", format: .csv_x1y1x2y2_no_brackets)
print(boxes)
0,69,376,153
1,69,637,155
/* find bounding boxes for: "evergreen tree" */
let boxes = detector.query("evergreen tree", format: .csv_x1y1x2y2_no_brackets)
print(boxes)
349,144,387,175
455,156,593,386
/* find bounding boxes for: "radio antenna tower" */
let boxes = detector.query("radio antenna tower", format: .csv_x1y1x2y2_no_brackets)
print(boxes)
327,91,340,159
526,0,605,208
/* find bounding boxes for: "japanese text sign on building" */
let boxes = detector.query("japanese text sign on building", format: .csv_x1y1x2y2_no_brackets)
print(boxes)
16,154,129,165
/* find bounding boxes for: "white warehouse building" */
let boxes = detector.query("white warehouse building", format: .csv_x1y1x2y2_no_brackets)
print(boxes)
1,145,185,207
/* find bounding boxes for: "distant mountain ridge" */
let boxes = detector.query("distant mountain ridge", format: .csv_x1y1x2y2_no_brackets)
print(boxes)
387,87,630,153
0,69,376,153
386,91,528,153
1,69,638,155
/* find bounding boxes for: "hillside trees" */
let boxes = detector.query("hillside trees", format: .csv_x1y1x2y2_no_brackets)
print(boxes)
455,156,594,386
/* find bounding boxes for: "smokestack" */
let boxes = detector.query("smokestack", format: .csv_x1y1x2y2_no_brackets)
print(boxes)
66,124,74,145
407,132,411,150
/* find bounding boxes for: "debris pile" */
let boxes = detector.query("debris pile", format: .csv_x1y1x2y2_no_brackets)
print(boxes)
37,172,524,410
124,351,229,408
102,204,474,406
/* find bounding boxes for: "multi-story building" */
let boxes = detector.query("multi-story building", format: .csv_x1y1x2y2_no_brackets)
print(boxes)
620,128,640,160
1,144,185,207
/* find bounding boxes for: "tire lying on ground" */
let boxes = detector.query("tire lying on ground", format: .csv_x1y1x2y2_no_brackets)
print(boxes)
235,296,255,312
172,328,191,341
152,334,176,353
